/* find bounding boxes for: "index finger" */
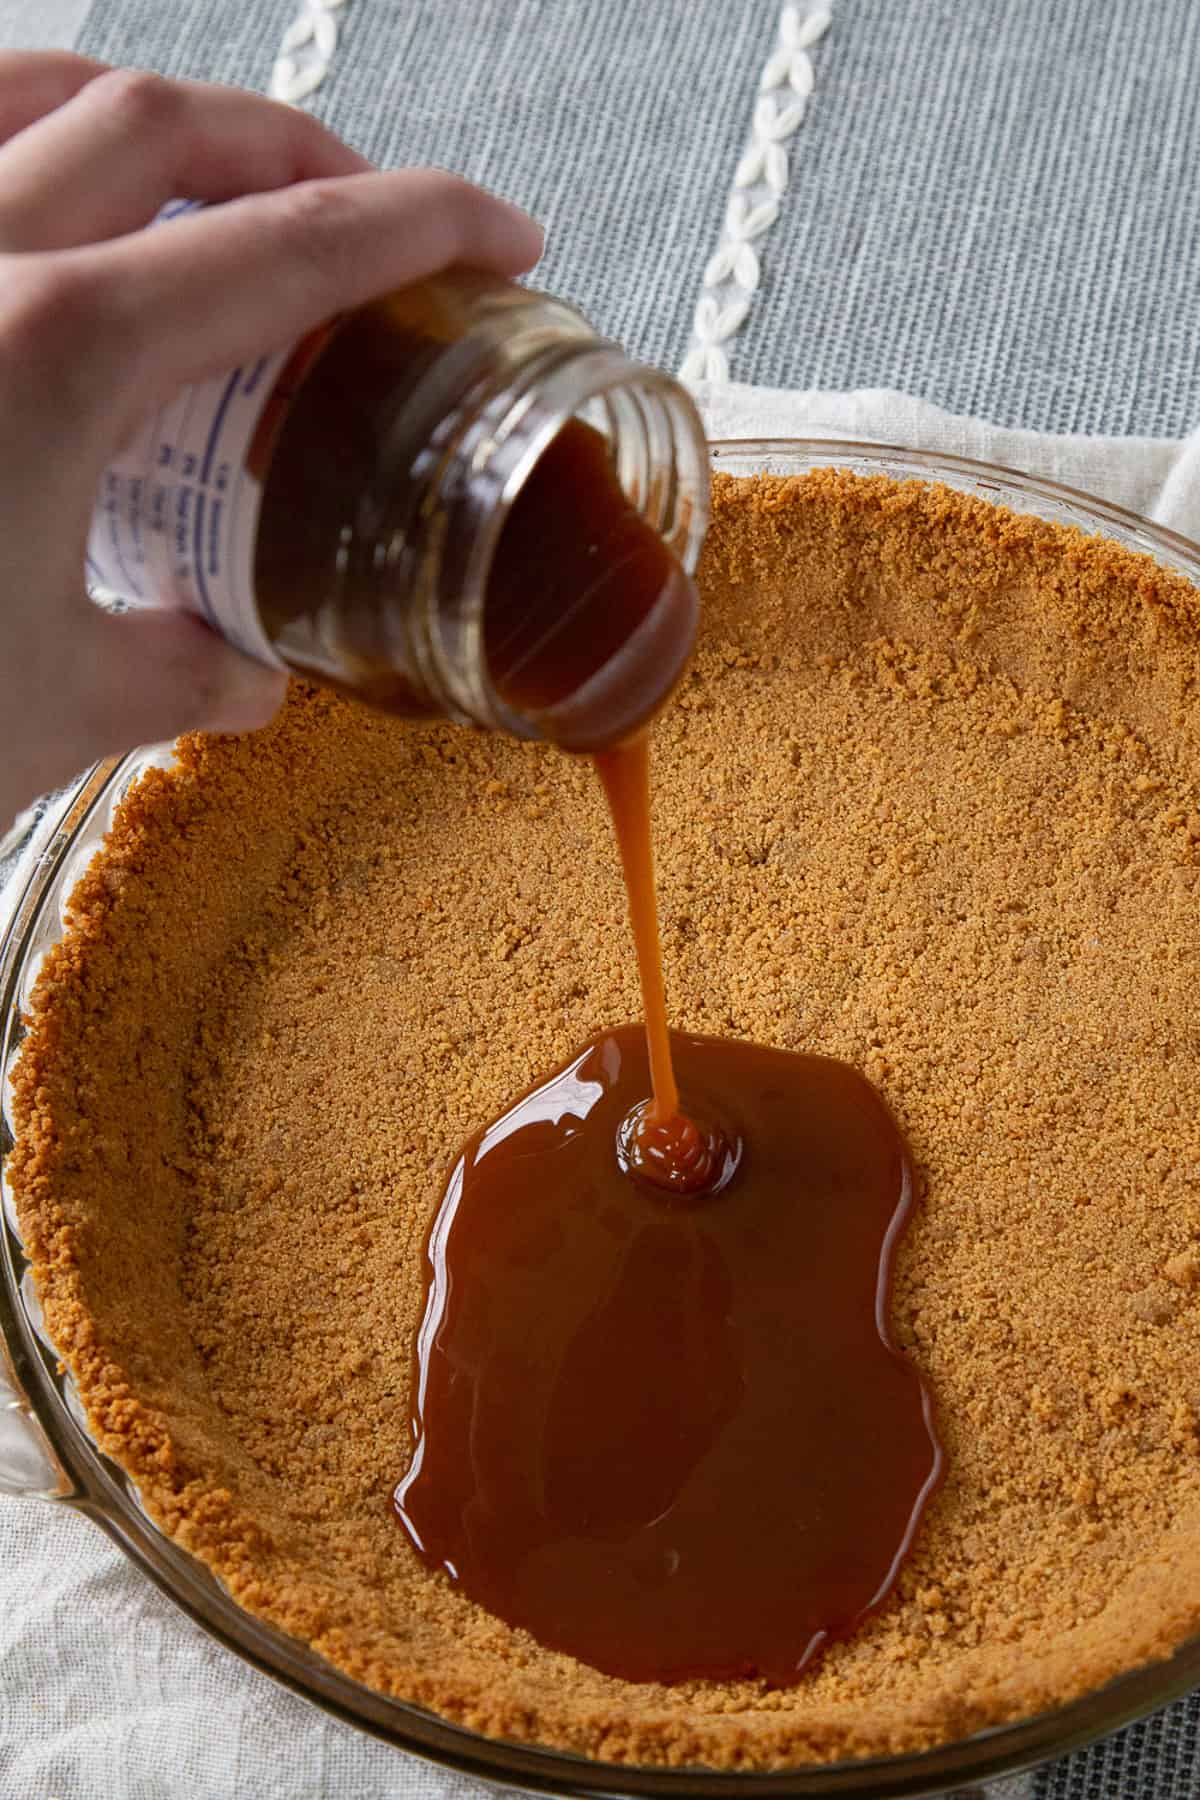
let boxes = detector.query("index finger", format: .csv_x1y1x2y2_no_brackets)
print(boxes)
65,168,545,422
0,51,111,145
0,66,374,250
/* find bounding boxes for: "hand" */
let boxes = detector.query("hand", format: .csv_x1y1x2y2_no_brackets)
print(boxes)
0,52,542,828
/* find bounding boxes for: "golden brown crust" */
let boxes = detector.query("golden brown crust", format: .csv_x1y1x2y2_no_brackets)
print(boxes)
12,468,1200,1770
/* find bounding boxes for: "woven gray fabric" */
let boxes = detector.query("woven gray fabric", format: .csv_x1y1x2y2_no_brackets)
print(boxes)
736,0,1200,436
3,0,1194,1793
76,0,1200,436
1033,1697,1200,1800
75,0,773,386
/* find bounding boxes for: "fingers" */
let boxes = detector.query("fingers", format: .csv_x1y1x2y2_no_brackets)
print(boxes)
0,65,372,251
42,169,542,421
0,51,110,147
6,606,287,819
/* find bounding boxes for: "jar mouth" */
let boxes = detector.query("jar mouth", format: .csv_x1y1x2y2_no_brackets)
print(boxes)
430,346,711,749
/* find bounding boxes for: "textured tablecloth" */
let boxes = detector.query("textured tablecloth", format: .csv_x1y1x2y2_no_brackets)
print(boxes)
64,0,1200,435
4,2,1200,1796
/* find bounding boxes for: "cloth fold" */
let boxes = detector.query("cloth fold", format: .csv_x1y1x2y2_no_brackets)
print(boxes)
693,381,1200,546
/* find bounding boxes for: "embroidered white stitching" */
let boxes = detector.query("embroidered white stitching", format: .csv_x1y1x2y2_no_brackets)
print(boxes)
679,3,832,385
269,0,349,107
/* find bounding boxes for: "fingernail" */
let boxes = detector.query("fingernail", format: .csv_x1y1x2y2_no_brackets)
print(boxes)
509,203,545,268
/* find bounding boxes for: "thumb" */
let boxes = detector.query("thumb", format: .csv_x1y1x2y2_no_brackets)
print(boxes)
77,606,290,744
6,603,288,829
23,606,288,800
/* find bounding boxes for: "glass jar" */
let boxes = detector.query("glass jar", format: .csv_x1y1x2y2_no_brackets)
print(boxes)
87,269,710,752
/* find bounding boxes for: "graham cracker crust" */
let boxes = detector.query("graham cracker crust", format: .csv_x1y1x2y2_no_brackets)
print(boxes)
12,469,1200,1769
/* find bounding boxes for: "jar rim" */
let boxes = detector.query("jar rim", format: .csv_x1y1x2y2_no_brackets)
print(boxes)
416,341,710,747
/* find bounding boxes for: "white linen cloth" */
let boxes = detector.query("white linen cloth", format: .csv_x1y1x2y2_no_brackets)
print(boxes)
3,385,1200,1800
698,382,1200,545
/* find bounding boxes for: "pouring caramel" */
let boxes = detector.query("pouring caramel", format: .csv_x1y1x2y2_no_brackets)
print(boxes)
394,425,943,1683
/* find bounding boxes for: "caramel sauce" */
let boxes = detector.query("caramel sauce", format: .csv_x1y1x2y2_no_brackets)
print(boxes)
394,1022,942,1684
396,690,942,1679
391,393,942,1682
484,426,698,750
593,740,680,1120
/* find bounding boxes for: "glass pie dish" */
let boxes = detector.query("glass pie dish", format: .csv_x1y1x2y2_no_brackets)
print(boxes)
4,439,1200,1798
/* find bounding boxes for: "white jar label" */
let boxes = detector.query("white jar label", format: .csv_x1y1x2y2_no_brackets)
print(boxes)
85,201,288,669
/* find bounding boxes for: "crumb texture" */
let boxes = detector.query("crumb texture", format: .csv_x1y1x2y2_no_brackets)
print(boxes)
12,469,1200,1770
